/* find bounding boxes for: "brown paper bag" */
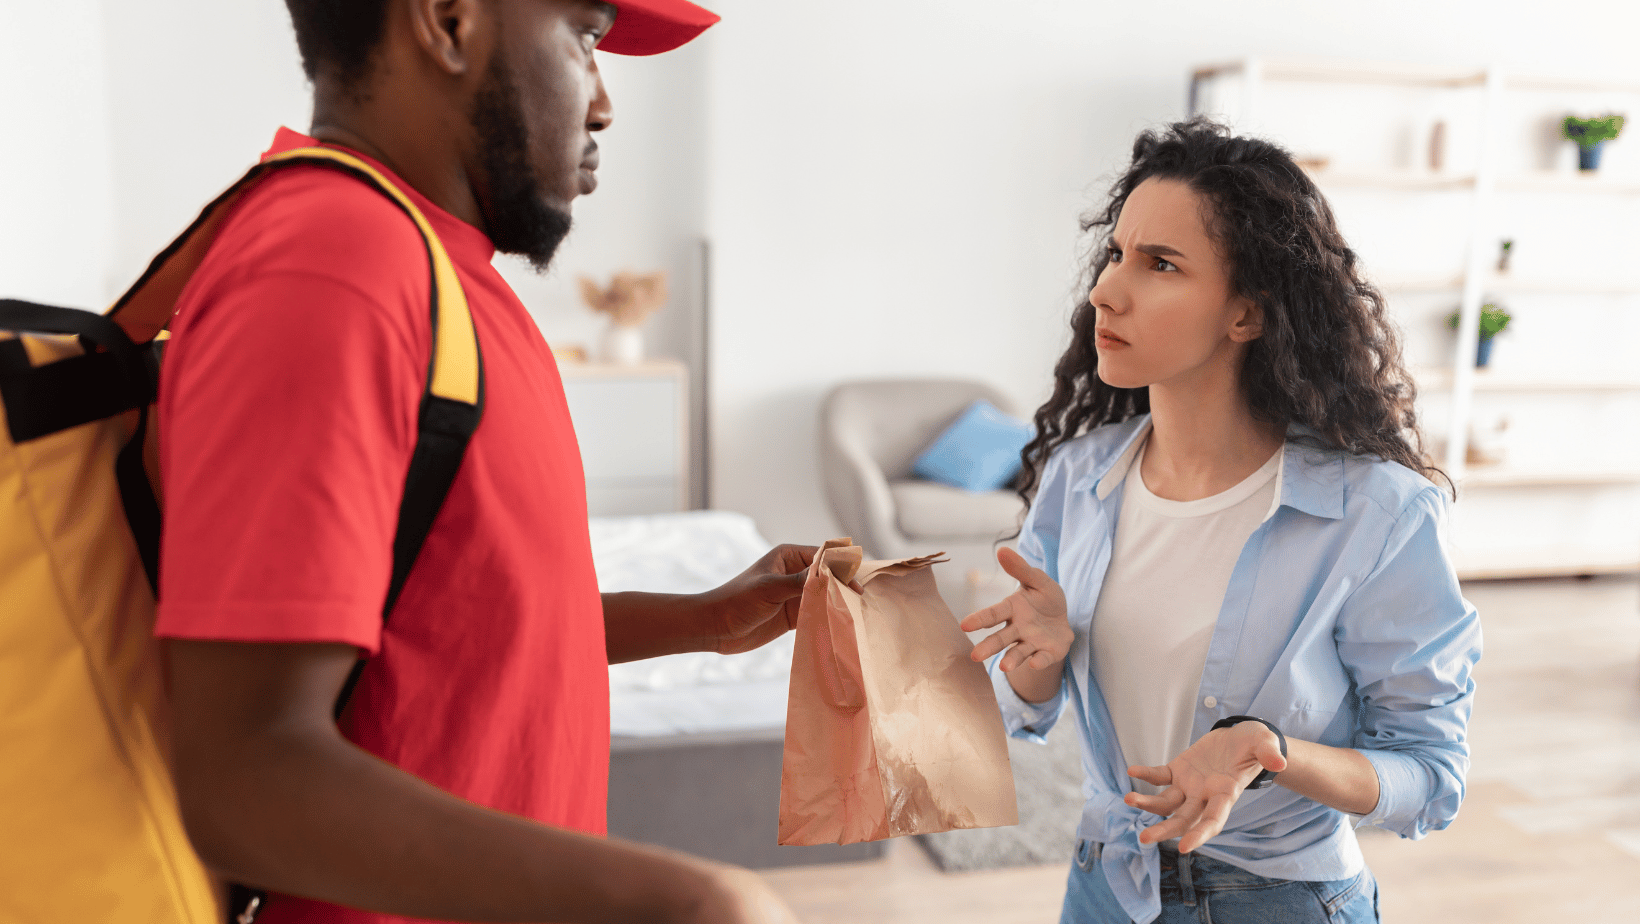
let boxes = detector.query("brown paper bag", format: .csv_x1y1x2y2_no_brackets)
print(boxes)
777,539,1019,845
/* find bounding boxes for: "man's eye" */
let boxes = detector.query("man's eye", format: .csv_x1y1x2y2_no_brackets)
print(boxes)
1155,258,1177,272
1107,246,1122,263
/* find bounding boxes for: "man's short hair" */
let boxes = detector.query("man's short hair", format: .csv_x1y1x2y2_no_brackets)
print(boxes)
284,0,392,86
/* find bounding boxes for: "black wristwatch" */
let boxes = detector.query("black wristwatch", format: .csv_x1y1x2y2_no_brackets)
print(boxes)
1210,715,1287,791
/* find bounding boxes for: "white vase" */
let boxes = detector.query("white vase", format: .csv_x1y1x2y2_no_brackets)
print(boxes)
601,323,644,365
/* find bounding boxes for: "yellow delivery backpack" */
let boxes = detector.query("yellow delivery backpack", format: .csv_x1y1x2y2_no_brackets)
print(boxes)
0,147,483,924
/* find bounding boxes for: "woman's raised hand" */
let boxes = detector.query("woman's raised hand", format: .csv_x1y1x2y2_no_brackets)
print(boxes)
1124,720,1287,853
961,547,1071,696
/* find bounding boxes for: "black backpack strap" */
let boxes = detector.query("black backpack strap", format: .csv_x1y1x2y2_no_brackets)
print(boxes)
0,300,154,439
332,361,485,718
0,300,162,591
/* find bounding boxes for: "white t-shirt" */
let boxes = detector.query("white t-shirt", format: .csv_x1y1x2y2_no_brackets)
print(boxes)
1091,439,1282,795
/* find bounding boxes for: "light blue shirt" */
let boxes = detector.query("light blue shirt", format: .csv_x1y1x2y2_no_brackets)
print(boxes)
992,416,1481,924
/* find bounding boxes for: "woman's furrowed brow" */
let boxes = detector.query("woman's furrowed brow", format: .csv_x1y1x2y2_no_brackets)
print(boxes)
1134,242,1188,260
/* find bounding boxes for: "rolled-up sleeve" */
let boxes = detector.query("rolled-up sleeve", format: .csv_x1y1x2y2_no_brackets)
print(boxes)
988,448,1072,744
990,657,1067,744
1337,487,1481,838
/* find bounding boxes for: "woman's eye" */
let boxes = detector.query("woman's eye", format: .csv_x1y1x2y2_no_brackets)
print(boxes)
1155,258,1178,272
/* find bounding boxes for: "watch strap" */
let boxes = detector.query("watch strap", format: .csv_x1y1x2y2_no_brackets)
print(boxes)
1211,715,1287,790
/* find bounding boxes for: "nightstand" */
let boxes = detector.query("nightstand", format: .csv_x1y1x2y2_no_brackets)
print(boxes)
559,359,688,516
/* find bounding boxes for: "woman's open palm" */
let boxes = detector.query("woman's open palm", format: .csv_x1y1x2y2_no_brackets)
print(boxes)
1124,721,1286,853
961,547,1071,672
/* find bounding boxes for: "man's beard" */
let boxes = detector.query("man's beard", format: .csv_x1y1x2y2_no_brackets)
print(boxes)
469,55,573,271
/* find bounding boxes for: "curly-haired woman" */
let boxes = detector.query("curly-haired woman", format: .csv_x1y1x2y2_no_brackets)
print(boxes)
964,120,1481,924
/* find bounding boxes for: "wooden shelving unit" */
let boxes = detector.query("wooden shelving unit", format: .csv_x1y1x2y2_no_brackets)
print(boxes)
1505,74,1640,95
1295,170,1640,196
1497,173,1640,195
1382,275,1640,295
1461,467,1640,488
1450,545,1640,581
1192,59,1486,90
1415,367,1640,392
1192,58,1640,580
1304,168,1478,190
1487,277,1640,295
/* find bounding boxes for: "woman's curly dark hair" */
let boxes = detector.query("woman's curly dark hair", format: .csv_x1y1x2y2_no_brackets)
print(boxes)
1017,117,1449,507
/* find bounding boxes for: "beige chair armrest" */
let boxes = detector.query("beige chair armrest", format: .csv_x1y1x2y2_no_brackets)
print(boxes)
820,401,912,559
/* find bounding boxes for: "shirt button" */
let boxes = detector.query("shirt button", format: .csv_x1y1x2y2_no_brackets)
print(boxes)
1203,696,1218,709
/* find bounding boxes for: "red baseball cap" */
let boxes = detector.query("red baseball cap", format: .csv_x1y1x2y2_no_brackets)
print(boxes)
601,0,721,56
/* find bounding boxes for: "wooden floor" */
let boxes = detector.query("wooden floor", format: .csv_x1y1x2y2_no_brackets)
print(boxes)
757,574,1640,923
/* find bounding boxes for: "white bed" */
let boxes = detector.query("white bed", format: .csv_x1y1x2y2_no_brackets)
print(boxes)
590,510,882,868
593,510,793,737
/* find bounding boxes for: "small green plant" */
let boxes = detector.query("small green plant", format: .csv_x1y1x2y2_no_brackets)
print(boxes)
1562,114,1625,149
1447,303,1512,339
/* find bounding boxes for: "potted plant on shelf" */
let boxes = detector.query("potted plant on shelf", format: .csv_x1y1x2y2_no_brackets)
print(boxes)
1446,302,1512,367
1562,113,1625,172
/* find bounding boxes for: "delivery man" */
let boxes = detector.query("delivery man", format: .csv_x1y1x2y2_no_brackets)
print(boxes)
158,1,808,921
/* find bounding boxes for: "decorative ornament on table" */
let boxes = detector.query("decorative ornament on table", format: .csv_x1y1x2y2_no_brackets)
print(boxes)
1466,413,1511,468
1562,113,1625,172
577,270,669,365
1428,119,1447,172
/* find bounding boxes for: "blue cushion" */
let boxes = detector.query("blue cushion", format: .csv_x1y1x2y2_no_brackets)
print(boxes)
912,400,1033,493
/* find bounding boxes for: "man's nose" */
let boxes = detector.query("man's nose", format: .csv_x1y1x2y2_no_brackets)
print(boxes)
587,66,614,132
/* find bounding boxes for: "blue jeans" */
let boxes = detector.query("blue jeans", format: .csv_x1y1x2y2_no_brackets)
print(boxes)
1059,839,1380,924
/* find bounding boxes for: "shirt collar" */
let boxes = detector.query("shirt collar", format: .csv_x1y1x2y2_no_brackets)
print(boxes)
1092,418,1152,501
1086,415,1344,521
263,127,498,262
1279,423,1346,520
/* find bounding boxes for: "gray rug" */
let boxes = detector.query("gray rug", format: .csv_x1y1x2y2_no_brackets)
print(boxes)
916,717,1084,871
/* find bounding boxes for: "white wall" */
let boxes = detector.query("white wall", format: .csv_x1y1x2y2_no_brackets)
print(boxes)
2,1,707,348
97,0,313,298
0,0,116,309
703,0,1640,546
5,0,1637,550
3,0,712,497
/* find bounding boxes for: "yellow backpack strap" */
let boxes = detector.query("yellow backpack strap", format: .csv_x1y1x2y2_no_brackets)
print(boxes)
249,149,486,629
106,144,485,696
107,145,481,409
258,148,481,408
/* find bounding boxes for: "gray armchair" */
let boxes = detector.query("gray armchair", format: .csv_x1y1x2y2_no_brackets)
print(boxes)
819,379,1026,612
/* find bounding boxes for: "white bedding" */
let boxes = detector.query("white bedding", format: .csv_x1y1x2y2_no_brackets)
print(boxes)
591,511,794,736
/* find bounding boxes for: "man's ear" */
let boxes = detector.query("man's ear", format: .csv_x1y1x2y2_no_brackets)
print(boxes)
406,0,488,76
1229,296,1265,343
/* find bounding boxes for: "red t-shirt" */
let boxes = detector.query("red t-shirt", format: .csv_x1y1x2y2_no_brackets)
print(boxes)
156,129,609,923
